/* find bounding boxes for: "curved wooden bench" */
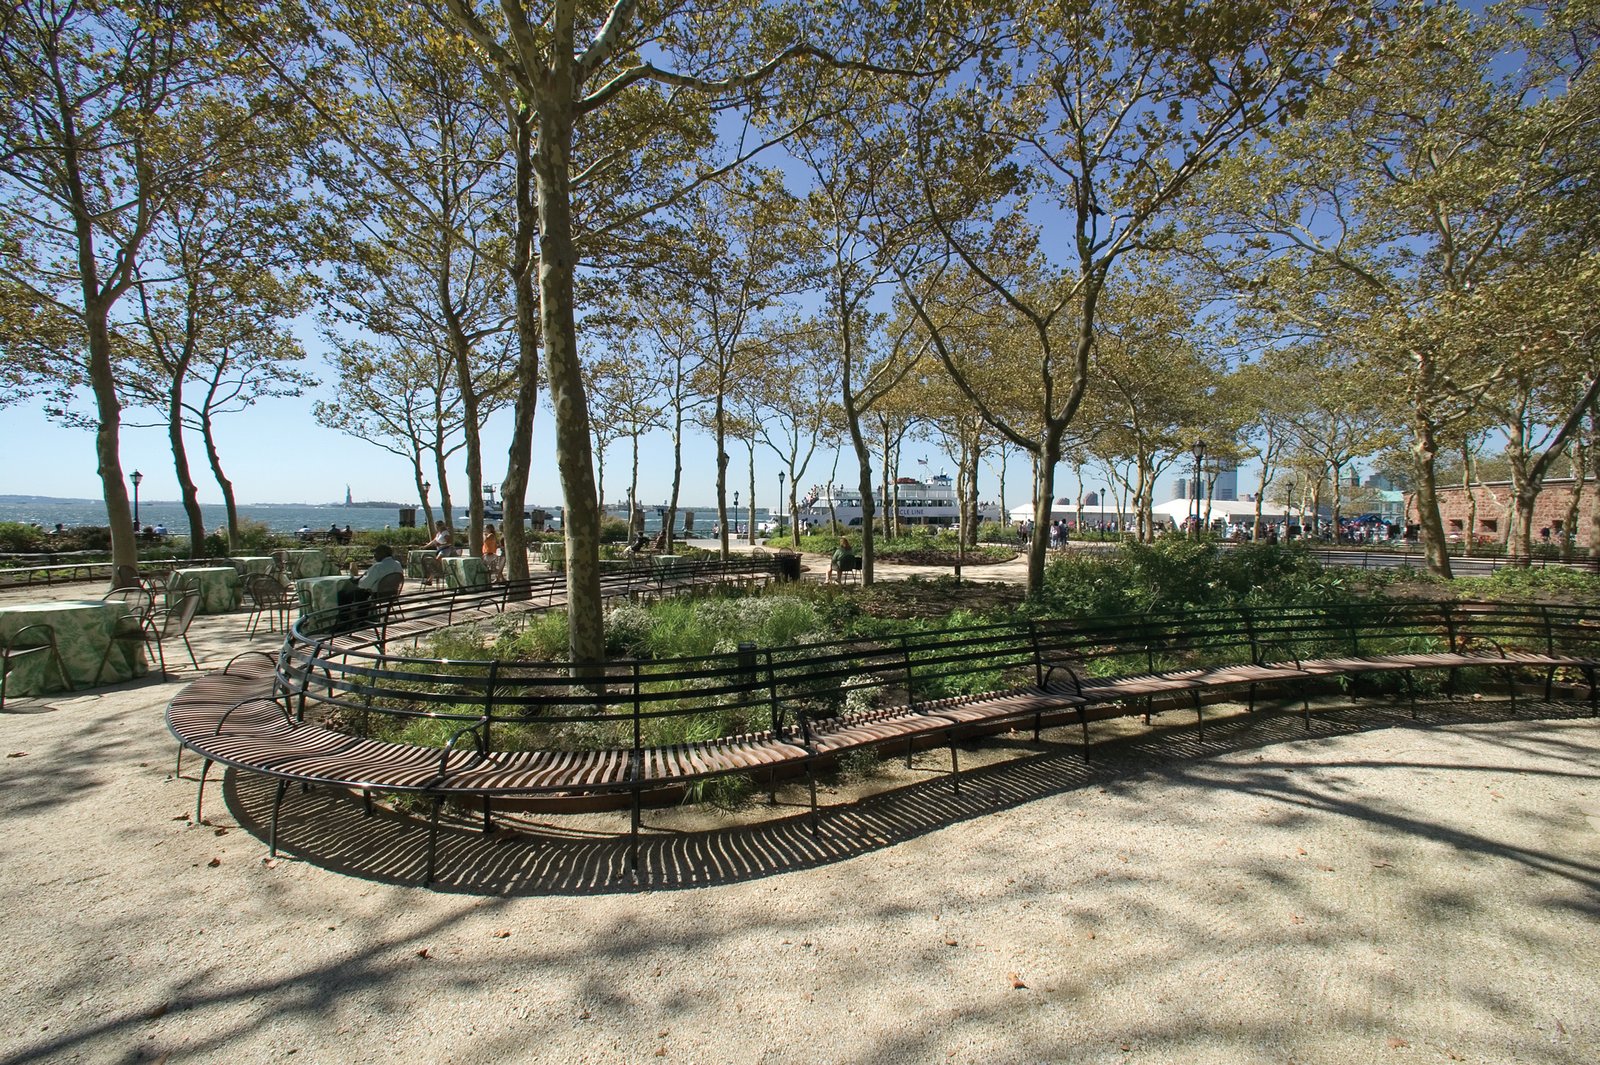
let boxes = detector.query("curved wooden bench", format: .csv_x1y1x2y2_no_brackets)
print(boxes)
168,598,1600,885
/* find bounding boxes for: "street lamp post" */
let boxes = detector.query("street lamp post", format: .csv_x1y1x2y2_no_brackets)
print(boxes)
130,469,143,527
777,472,785,533
421,480,431,526
1190,441,1205,535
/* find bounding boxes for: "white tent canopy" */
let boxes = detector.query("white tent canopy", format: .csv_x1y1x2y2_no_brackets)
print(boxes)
1010,498,1299,526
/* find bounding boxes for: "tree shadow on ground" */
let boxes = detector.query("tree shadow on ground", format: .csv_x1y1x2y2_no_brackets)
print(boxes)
207,696,1600,896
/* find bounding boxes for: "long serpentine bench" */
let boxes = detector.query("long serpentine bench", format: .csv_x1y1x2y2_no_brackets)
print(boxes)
167,596,1600,885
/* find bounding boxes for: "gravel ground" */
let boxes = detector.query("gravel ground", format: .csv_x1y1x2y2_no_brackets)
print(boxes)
1,578,1598,1064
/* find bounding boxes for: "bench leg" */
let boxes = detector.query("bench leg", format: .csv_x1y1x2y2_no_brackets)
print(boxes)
906,737,915,769
1191,690,1204,742
482,796,493,835
363,789,374,817
1247,683,1256,714
1078,708,1090,760
269,780,288,857
947,735,960,795
805,761,819,836
1586,665,1598,715
174,741,184,779
1544,665,1555,703
425,797,441,885
629,788,642,882
1402,671,1418,719
195,758,213,823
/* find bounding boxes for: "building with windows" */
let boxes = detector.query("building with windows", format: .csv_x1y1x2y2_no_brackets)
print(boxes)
1405,477,1595,547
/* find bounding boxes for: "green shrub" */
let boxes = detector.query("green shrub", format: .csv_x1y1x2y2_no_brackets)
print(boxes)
0,522,46,552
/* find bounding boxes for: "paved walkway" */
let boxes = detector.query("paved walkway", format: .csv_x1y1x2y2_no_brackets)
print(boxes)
2,564,1598,1062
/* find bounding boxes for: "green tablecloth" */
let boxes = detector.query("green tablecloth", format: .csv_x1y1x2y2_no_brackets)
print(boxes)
168,566,242,615
540,542,566,570
295,575,354,635
285,549,336,580
443,556,489,591
229,556,276,578
653,554,684,577
0,600,146,695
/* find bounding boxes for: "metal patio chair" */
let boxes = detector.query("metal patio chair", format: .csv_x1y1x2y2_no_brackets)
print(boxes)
2,624,71,710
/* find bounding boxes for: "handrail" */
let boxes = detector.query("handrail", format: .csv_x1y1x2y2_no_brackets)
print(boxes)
264,596,1600,768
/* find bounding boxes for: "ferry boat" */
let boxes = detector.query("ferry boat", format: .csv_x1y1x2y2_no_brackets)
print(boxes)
795,474,1000,529
463,486,559,527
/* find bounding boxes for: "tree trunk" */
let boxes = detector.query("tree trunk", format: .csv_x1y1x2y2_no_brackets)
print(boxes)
845,403,876,584
1026,439,1062,597
747,456,757,546
533,102,604,668
714,394,729,560
499,214,540,590
199,411,240,550
168,381,206,558
87,306,137,578
1410,427,1453,578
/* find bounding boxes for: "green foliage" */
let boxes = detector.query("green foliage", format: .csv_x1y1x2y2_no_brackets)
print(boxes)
0,522,45,552
604,593,826,660
230,519,277,552
1451,566,1600,604
599,516,629,543
1042,539,1354,616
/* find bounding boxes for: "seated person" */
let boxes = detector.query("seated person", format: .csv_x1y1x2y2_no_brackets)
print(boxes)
425,522,451,556
482,523,500,558
341,524,354,544
335,545,403,629
828,537,855,583
327,522,341,542
625,532,649,558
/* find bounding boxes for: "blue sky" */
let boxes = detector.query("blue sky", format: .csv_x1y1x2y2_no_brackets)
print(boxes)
0,364,1052,510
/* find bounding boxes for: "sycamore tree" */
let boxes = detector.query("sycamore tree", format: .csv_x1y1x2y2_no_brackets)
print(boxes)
122,177,315,555
424,0,963,665
667,172,807,559
1079,274,1225,542
1204,2,1596,575
315,340,469,527
894,0,1370,595
1,1,299,573
750,315,840,547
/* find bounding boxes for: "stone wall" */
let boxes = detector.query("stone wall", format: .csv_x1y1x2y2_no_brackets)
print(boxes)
1405,477,1596,547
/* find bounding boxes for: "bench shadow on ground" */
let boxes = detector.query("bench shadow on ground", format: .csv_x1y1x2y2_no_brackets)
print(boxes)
209,696,1600,897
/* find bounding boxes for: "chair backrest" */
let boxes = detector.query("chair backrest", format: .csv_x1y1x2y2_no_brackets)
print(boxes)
246,574,283,606
371,571,404,600
162,590,202,637
103,586,154,620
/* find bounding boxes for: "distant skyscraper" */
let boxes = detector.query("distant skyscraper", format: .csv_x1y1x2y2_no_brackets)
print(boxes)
1174,461,1238,502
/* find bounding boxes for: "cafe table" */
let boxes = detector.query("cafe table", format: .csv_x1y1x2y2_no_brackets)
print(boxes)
539,542,566,570
167,566,242,615
0,599,146,695
443,556,489,591
295,575,354,635
284,548,336,580
229,556,277,579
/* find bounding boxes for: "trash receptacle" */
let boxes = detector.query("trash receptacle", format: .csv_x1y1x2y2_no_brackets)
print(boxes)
776,551,801,582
